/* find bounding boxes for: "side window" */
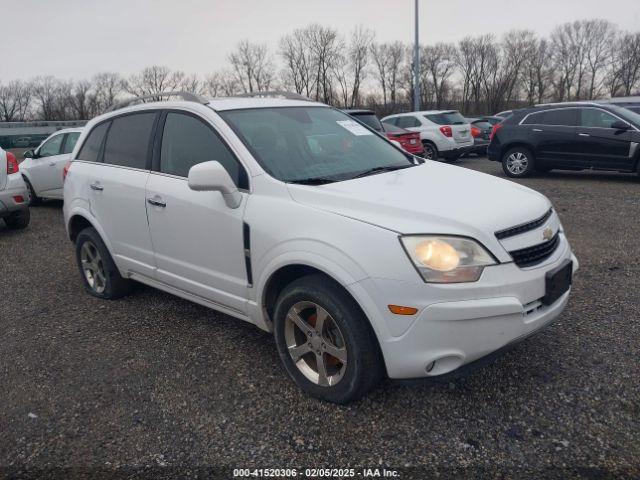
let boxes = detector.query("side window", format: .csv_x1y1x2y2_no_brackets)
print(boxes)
103,113,156,169
39,135,64,157
541,109,577,126
580,109,620,129
397,116,420,128
62,132,81,154
160,112,248,188
522,112,543,125
77,122,110,162
385,117,399,126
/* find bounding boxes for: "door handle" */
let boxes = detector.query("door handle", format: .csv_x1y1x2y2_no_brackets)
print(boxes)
533,128,543,132
578,133,590,137
90,183,104,191
147,197,166,208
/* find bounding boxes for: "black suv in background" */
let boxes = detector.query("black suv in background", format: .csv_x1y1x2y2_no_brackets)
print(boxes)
488,102,640,177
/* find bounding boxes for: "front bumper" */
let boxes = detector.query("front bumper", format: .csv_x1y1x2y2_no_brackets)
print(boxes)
357,235,577,379
0,173,29,217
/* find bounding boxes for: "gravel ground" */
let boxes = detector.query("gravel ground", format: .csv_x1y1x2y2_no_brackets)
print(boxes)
0,158,638,479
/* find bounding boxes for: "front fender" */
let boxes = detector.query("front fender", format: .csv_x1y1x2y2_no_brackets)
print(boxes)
250,243,390,342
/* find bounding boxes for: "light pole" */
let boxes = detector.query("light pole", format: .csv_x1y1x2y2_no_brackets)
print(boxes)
413,0,420,111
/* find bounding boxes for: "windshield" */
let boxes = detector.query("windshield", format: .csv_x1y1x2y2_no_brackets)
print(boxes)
609,104,640,126
424,111,466,125
220,107,413,183
350,113,383,132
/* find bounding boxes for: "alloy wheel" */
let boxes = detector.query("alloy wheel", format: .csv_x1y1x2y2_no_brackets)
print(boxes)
284,301,348,387
80,241,106,294
506,151,528,175
423,144,436,160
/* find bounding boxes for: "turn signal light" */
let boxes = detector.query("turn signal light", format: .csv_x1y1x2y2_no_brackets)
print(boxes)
388,305,418,316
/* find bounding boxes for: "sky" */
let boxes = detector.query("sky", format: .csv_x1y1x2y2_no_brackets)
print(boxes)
1,0,639,81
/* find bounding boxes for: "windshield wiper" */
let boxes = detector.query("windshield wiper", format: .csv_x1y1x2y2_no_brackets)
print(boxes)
288,176,336,185
349,164,415,180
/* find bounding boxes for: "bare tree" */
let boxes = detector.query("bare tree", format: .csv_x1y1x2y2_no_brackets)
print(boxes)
370,41,405,111
0,80,32,121
279,28,315,96
93,72,122,112
522,38,551,104
608,31,640,96
123,66,186,100
422,43,457,109
228,40,275,93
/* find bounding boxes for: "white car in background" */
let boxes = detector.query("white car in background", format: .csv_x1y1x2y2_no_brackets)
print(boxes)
21,128,83,205
0,147,30,229
382,110,473,161
63,93,577,404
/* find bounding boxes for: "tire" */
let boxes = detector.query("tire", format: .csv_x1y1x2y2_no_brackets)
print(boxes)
273,274,384,404
421,142,438,161
4,209,30,230
23,177,42,206
502,146,536,178
75,227,132,299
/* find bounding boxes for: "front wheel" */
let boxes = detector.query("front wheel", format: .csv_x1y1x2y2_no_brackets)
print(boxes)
273,274,384,404
23,177,42,206
502,147,536,178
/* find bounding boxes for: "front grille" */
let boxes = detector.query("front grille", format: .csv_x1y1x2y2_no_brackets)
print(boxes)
509,232,560,268
495,209,553,240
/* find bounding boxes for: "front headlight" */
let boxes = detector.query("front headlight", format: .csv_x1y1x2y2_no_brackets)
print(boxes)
400,235,497,283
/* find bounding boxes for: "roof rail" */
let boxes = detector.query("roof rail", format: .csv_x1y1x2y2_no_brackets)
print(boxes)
234,91,313,102
106,91,209,112
534,101,600,107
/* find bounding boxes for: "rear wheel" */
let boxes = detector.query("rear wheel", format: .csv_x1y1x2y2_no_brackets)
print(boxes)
75,227,132,299
502,146,536,178
4,209,30,230
23,177,42,206
422,142,438,161
273,274,384,404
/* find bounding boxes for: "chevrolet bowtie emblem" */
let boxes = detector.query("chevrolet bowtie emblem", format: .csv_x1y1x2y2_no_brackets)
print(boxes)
543,227,554,241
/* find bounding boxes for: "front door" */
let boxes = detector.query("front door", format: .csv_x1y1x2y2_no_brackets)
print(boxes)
575,108,636,170
146,111,250,314
31,133,65,195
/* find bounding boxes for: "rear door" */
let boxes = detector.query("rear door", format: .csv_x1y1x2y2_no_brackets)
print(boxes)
146,110,250,314
84,112,158,278
575,107,636,170
522,108,579,167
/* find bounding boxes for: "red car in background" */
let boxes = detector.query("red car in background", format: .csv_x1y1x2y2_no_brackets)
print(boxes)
343,109,425,156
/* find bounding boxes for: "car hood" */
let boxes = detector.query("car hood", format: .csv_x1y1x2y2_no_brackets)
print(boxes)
287,162,551,258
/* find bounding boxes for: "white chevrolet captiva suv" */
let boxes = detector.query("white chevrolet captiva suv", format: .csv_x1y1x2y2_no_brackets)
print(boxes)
63,92,578,403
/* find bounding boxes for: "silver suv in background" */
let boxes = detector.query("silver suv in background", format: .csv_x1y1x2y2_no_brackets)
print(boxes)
382,110,473,161
0,147,30,230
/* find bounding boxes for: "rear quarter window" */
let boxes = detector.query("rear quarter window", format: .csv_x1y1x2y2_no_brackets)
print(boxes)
424,112,466,125
77,122,110,162
103,113,157,169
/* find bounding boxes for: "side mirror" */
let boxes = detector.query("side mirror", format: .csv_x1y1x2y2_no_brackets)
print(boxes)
611,120,630,131
23,150,34,159
188,161,242,209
